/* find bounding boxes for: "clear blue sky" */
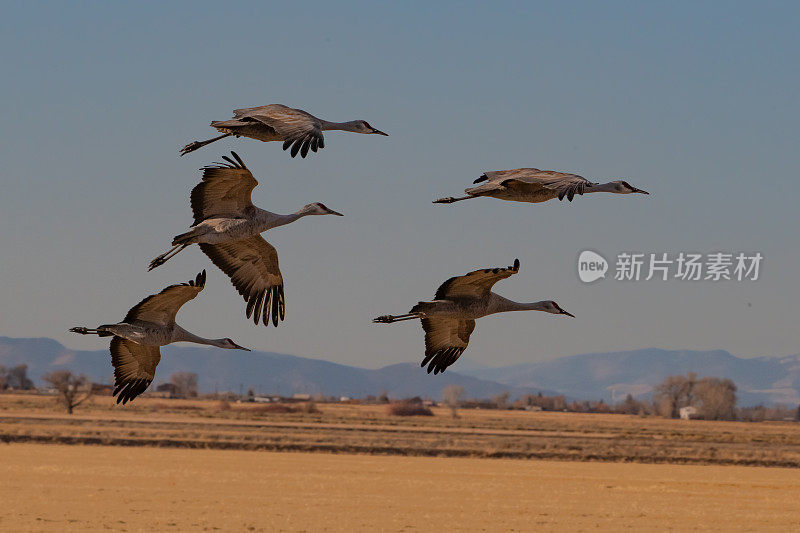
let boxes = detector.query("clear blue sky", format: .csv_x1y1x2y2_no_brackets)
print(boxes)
1,1,798,367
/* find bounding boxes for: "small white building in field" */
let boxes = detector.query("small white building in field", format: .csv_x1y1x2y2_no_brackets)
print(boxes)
679,406,698,420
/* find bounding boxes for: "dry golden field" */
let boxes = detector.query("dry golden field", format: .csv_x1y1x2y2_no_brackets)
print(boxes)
2,394,800,531
2,443,800,532
2,393,800,467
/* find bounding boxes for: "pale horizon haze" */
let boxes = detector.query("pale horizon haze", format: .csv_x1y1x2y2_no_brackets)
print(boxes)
1,2,799,368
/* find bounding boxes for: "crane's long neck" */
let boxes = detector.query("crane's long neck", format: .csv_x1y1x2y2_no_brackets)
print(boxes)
586,181,619,194
319,119,361,132
255,207,312,231
485,295,551,315
172,326,228,348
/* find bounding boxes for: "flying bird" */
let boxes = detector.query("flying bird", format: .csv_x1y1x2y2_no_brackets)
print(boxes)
148,152,343,326
180,104,388,158
70,271,250,404
433,169,649,204
373,259,574,374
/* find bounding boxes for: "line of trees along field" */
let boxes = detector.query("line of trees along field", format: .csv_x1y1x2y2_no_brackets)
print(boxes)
2,364,799,421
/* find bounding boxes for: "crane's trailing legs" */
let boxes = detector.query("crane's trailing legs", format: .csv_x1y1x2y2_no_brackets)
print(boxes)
373,313,423,323
148,244,190,271
433,196,473,204
69,326,113,337
180,133,233,156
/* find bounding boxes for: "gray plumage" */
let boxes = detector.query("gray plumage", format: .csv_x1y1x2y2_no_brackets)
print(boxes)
180,104,388,158
70,271,250,404
434,168,649,204
148,152,344,327
373,259,574,374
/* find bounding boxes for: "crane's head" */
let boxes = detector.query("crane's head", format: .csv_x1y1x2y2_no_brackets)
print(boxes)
542,301,575,317
610,180,649,195
353,120,388,136
221,338,251,351
303,202,344,216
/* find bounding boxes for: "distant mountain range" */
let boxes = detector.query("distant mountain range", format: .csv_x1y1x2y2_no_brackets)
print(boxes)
1,337,798,405
0,337,547,400
459,348,800,406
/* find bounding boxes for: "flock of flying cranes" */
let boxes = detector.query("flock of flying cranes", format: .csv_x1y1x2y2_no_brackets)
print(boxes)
71,103,649,404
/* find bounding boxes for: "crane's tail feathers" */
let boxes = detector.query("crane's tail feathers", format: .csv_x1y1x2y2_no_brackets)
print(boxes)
179,133,232,156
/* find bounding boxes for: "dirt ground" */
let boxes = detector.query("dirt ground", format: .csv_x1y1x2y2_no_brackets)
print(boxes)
2,443,798,532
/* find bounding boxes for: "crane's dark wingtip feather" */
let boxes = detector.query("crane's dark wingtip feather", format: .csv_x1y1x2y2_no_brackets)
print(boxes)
271,288,279,327
264,289,272,327
230,151,246,168
290,138,303,158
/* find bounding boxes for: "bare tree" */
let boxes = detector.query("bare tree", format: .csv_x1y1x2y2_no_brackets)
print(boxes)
653,373,697,418
44,370,93,414
4,364,34,390
615,394,641,415
491,391,510,410
170,372,199,399
694,377,737,420
552,395,567,411
442,385,465,418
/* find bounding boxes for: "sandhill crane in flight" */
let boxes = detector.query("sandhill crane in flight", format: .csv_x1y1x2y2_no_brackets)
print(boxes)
148,152,343,327
433,169,649,205
373,259,574,374
70,271,249,404
180,104,388,158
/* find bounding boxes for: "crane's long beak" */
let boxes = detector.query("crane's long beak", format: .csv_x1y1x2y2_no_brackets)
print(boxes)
233,343,251,351
559,309,575,318
633,187,649,195
370,128,389,136
328,209,344,216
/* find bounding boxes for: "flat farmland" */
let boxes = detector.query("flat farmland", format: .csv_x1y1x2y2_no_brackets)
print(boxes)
2,443,799,532
2,394,800,467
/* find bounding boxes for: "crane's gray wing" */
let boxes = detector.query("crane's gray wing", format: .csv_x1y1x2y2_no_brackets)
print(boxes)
420,318,476,374
124,271,206,326
476,169,592,201
236,104,324,158
190,152,258,225
433,259,520,300
199,236,285,326
110,337,161,404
